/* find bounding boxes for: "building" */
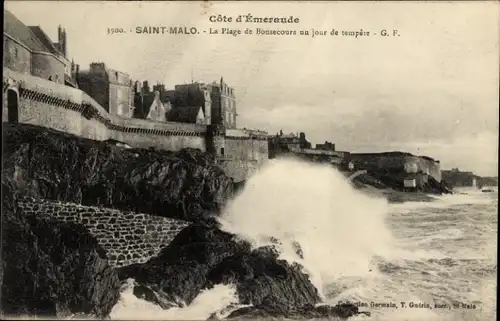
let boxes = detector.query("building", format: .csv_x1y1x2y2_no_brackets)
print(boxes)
76,62,134,118
3,9,77,87
172,82,212,125
268,130,313,158
209,77,237,129
171,78,237,128
133,81,171,121
442,168,478,188
145,91,170,122
316,141,335,151
166,106,205,124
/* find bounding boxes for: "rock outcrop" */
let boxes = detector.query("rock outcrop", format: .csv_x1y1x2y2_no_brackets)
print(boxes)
0,192,121,319
205,245,319,307
351,170,451,194
2,123,234,222
117,223,366,320
116,223,254,305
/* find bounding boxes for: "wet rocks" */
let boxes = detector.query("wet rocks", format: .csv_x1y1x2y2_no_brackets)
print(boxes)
0,192,121,319
2,123,235,222
116,223,321,310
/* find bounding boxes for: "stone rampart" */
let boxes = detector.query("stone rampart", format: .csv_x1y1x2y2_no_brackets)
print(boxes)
220,133,269,182
4,69,209,151
17,198,190,267
3,68,270,181
289,147,348,158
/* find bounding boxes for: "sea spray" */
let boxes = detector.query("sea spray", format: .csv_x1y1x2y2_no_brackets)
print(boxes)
110,279,240,320
218,158,396,294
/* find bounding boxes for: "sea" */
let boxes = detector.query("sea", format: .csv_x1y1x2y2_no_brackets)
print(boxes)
111,159,498,321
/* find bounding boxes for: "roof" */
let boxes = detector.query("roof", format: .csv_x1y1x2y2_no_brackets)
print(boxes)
3,9,50,52
166,106,203,123
28,26,61,55
64,74,78,88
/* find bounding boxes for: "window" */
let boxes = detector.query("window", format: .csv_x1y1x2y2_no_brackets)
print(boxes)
220,148,225,155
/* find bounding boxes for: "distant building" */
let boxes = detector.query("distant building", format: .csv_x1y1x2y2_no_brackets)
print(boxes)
442,168,477,188
166,106,205,124
316,141,335,151
3,9,77,87
268,130,313,158
76,62,134,117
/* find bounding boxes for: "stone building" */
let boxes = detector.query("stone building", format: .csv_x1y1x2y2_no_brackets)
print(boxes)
3,9,77,87
133,81,171,121
442,168,477,188
166,106,205,124
171,78,237,128
171,82,212,125
208,77,237,129
145,91,170,122
316,141,335,151
76,62,134,118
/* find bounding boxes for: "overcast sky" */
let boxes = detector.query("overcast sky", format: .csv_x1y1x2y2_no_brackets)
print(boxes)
5,1,499,176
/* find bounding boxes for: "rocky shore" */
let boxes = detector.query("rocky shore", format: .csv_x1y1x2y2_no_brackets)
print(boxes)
350,170,452,195
1,123,368,320
2,123,233,223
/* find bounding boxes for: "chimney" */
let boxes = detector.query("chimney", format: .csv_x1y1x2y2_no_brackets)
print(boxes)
57,25,67,57
143,80,150,93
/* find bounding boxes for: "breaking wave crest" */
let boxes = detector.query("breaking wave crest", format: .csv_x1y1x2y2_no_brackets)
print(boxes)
219,158,396,293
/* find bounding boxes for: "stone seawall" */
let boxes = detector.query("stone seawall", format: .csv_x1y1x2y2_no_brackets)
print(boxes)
17,198,190,267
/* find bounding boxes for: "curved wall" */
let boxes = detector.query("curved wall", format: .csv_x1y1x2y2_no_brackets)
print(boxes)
31,52,65,84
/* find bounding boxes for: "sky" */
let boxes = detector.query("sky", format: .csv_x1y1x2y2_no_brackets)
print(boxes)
5,1,499,176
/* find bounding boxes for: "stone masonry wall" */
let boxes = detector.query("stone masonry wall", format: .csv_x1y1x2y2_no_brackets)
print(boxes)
17,198,191,267
220,135,269,182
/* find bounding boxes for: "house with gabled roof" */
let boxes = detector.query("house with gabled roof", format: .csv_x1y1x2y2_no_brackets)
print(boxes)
146,91,170,122
3,9,77,87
